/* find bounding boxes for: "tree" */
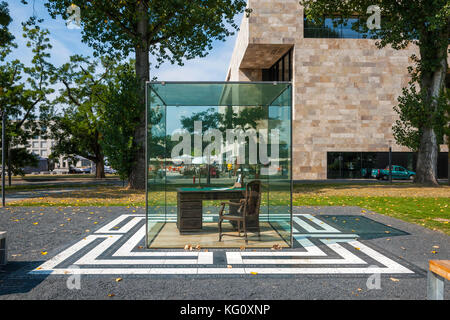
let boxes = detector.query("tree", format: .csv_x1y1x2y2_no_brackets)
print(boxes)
300,0,449,186
6,147,39,176
50,55,117,179
99,60,141,182
0,1,14,58
0,14,54,185
43,0,249,189
444,87,450,185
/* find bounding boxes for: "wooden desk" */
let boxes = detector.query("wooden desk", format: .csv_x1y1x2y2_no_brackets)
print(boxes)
176,187,245,233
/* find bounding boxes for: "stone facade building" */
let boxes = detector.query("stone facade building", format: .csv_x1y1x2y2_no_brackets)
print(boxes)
227,0,448,180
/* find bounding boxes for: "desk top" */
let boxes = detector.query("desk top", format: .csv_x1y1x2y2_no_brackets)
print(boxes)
177,187,245,193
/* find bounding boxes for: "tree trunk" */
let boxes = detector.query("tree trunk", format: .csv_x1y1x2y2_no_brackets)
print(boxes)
415,48,447,186
128,1,149,190
415,127,439,185
95,158,105,179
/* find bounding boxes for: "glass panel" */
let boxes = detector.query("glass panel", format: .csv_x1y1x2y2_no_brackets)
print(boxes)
268,88,292,245
150,82,290,107
147,82,292,248
146,91,167,245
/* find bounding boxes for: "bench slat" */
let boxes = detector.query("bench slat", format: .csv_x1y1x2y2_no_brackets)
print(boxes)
429,260,450,280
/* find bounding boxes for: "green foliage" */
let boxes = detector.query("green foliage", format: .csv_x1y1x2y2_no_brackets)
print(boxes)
99,61,141,181
42,0,249,188
393,83,447,151
44,0,248,66
180,106,266,133
6,147,39,176
0,15,54,176
0,1,15,59
49,55,119,177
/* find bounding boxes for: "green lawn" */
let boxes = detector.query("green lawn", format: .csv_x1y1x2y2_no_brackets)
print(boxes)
294,195,450,235
6,181,450,235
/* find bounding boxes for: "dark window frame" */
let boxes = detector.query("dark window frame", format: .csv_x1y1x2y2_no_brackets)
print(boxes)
262,48,293,82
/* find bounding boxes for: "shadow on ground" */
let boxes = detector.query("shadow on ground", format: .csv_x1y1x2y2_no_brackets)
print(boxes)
0,261,47,296
318,215,410,240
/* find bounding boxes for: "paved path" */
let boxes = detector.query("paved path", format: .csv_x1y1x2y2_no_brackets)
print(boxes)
0,206,448,299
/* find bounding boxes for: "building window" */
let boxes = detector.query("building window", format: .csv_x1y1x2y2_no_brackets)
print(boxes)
327,152,448,179
262,49,293,82
41,141,47,148
304,16,378,39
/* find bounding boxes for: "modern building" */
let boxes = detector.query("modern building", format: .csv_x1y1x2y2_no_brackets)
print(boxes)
227,0,448,180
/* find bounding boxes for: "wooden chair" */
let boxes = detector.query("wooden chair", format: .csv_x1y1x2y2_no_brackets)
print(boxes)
218,180,262,244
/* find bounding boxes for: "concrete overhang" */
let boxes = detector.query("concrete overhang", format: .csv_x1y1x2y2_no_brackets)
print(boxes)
239,44,293,69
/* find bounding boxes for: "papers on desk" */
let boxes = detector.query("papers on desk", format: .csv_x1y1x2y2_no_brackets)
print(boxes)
209,187,234,191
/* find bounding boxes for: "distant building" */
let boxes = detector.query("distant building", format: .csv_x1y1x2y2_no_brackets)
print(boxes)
21,125,93,174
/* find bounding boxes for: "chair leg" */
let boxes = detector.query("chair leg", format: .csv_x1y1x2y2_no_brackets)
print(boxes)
244,219,248,244
218,204,225,242
237,220,241,237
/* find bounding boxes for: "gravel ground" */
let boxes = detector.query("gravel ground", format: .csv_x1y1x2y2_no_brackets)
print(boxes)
0,206,448,300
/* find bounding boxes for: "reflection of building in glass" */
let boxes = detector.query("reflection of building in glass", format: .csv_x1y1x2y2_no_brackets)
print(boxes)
227,0,449,180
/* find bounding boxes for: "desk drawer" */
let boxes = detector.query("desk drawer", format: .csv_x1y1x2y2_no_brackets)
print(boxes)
179,218,202,231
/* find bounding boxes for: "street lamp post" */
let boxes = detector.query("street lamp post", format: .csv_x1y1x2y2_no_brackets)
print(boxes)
388,140,392,184
1,110,5,207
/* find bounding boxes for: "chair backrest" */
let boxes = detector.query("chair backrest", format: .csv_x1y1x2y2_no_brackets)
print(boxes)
243,180,262,217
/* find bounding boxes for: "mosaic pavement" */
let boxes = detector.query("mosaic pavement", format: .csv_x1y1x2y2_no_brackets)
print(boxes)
30,213,415,276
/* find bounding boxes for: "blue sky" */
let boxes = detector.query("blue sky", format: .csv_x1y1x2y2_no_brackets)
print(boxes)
6,0,243,81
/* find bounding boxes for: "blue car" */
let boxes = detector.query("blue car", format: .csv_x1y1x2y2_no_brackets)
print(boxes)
371,165,416,180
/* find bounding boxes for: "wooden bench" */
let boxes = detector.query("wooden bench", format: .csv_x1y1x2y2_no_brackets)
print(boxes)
0,231,6,266
428,260,449,300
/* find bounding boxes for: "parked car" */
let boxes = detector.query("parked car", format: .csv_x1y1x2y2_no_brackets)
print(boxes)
104,166,117,174
69,167,91,174
371,165,415,180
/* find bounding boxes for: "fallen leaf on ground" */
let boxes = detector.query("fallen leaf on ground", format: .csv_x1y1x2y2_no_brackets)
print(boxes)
115,278,122,282
41,251,48,255
390,277,400,282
